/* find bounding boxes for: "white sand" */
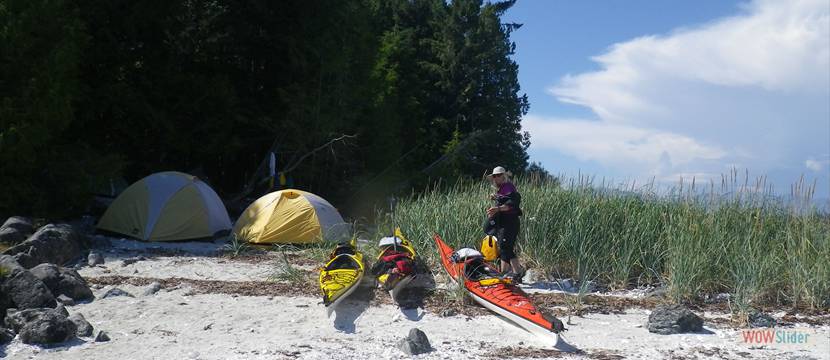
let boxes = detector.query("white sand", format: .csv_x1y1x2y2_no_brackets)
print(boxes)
2,240,828,359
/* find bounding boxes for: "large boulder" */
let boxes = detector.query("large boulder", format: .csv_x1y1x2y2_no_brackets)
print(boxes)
0,217,34,246
29,263,93,302
0,228,25,246
0,254,24,276
647,304,704,335
5,308,76,345
0,255,23,324
3,224,83,268
0,326,14,344
0,269,56,310
1,217,34,235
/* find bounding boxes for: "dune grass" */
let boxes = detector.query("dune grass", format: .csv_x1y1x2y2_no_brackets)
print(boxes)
375,172,830,312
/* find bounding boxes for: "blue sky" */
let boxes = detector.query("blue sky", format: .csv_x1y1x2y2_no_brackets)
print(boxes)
502,0,830,201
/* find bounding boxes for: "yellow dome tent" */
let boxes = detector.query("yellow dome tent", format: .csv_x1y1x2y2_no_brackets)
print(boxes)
233,189,349,244
97,171,231,241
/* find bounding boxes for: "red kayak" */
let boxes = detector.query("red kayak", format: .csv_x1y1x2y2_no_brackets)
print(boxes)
434,233,564,344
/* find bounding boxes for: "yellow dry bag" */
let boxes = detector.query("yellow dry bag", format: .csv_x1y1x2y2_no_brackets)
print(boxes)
480,235,499,261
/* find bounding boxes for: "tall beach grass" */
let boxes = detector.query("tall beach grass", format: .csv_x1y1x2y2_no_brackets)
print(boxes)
375,171,830,311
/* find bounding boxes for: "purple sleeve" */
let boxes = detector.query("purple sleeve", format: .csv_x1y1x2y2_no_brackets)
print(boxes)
498,183,517,196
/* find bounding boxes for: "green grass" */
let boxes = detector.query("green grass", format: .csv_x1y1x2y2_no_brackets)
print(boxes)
269,251,309,283
375,172,830,311
222,231,253,257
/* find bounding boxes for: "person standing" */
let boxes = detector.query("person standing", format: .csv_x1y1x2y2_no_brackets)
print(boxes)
485,166,525,282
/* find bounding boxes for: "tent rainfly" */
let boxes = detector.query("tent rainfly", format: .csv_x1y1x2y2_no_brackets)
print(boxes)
233,189,349,244
97,171,231,241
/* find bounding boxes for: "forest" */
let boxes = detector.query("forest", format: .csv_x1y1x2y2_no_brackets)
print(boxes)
0,0,541,218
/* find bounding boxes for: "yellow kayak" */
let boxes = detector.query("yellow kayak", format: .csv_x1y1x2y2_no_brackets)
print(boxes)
319,238,364,317
373,228,417,302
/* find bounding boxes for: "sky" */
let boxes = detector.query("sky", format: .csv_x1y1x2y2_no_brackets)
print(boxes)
502,0,830,201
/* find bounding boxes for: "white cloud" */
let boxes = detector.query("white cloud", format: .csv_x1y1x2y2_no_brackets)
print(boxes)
523,115,726,178
528,0,830,191
805,156,829,172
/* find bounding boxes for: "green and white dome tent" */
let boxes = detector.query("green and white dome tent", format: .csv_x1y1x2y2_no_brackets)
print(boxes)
97,171,231,241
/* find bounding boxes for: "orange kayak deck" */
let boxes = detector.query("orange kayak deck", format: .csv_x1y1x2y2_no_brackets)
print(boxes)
433,233,560,336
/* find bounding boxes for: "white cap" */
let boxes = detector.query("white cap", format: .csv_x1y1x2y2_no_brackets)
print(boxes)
488,166,507,176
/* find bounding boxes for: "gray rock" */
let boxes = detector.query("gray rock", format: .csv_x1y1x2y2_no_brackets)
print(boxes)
29,263,93,302
0,326,14,344
102,288,134,299
0,269,56,309
439,308,458,317
56,295,75,306
748,311,777,328
556,278,576,292
5,308,77,345
645,286,668,299
88,252,104,266
522,269,545,284
3,224,83,268
143,282,162,296
397,328,432,355
94,330,110,342
1,217,34,235
0,292,12,325
121,256,146,266
54,304,69,317
647,304,704,334
0,228,25,246
0,254,24,276
68,313,93,337
29,263,61,289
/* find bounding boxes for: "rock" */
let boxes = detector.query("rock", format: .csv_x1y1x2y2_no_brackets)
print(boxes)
143,282,162,296
748,311,777,328
0,228,25,246
1,269,57,309
0,292,12,325
56,295,75,306
68,313,93,337
556,278,575,292
88,252,104,266
439,308,457,317
29,263,61,289
5,308,77,345
0,217,34,245
647,304,704,334
645,287,668,299
3,224,83,268
29,263,93,302
95,330,110,342
54,304,69,317
397,328,432,355
522,269,545,284
2,217,34,235
102,288,134,299
121,256,146,266
0,254,24,276
0,326,14,344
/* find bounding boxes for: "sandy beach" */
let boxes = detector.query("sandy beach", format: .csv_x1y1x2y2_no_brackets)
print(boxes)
2,238,828,360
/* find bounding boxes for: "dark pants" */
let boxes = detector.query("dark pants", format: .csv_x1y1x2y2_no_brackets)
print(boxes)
493,215,520,262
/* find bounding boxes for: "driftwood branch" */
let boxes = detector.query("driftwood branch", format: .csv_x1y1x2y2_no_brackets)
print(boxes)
229,134,356,203
282,134,356,173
